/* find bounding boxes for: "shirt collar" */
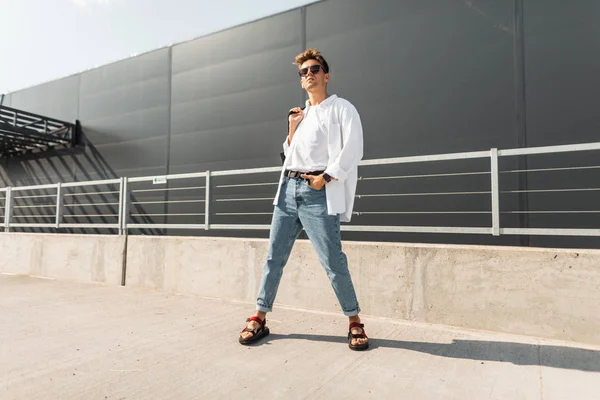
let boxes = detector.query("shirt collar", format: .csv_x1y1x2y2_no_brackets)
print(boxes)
305,94,337,109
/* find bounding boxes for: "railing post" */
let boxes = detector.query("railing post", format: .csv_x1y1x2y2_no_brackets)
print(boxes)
490,148,500,236
205,171,210,230
55,182,63,229
120,178,129,235
118,177,125,235
4,187,12,233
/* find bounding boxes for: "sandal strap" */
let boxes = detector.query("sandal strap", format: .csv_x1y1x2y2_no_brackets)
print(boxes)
348,322,367,338
241,325,263,334
246,316,265,326
240,316,266,334
349,322,364,330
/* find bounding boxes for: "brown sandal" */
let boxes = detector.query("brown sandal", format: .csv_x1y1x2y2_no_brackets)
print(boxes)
348,322,369,351
239,316,270,345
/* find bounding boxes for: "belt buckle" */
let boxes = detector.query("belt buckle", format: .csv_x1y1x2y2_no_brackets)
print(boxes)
289,171,299,178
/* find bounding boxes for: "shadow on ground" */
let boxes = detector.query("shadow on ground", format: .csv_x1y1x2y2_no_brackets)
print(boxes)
262,333,600,372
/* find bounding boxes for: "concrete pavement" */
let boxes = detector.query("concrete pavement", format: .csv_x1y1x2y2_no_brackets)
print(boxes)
1,273,600,400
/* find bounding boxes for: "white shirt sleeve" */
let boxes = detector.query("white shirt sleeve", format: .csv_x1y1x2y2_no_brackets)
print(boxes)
325,103,364,182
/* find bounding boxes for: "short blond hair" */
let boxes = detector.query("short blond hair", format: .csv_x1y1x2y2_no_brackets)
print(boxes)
293,48,330,73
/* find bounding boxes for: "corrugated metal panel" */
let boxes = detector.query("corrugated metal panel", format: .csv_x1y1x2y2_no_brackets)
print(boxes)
169,9,303,173
523,0,600,248
8,75,80,123
305,0,521,245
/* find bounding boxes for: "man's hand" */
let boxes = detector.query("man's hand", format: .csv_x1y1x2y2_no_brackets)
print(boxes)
288,107,305,127
301,174,326,190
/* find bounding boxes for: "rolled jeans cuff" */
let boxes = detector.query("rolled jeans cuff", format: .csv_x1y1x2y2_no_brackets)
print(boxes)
343,305,360,317
256,304,272,313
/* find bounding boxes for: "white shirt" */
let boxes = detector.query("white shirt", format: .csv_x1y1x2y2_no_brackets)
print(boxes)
275,94,364,223
286,104,329,172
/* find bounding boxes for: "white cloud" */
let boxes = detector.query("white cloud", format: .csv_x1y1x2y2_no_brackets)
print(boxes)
69,0,115,6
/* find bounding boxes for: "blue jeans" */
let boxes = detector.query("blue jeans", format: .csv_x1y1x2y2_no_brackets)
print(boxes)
256,176,361,316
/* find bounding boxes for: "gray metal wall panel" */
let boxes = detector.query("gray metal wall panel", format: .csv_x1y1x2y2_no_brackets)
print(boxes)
76,48,170,176
0,153,73,186
523,0,600,248
78,107,170,146
78,48,171,145
169,84,297,167
7,75,80,123
79,77,168,123
307,0,516,158
305,0,521,245
80,49,170,95
172,46,300,105
169,118,288,169
171,81,297,144
524,0,600,147
72,138,169,180
170,10,303,173
172,10,302,75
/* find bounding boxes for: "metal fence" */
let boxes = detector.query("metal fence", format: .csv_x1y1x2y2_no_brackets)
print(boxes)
0,105,78,157
1,141,600,237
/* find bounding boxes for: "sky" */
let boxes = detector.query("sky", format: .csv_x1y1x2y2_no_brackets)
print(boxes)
0,0,318,94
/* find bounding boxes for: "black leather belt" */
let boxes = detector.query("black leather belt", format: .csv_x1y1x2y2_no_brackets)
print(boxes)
284,169,325,179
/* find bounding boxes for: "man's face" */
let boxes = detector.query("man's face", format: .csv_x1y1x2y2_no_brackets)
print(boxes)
299,59,329,92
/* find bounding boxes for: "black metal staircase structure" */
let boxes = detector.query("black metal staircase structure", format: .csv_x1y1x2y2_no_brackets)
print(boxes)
0,105,79,157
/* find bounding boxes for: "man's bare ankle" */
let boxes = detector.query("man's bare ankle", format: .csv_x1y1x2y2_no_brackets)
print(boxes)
252,312,267,323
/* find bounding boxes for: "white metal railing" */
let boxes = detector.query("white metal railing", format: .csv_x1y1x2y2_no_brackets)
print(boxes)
1,141,600,237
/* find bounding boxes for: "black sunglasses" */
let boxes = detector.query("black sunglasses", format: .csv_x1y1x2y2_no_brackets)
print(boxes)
298,65,324,77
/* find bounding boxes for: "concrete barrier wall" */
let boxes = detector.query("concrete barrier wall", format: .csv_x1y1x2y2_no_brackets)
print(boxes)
0,233,125,286
1,232,599,345
126,236,600,345
125,236,263,302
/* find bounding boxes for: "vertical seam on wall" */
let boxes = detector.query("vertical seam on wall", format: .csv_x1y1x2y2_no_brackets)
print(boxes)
76,73,82,122
300,7,307,106
68,73,83,235
514,0,530,246
74,73,83,183
301,7,307,55
164,47,174,234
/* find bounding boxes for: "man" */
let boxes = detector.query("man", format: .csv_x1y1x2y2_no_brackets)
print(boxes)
239,49,368,351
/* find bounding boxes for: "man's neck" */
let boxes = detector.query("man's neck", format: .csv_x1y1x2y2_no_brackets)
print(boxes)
307,90,329,106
